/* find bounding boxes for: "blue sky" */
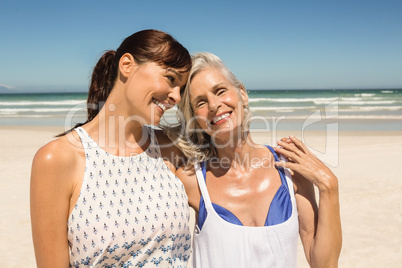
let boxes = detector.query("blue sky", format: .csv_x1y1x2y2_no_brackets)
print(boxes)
0,0,401,93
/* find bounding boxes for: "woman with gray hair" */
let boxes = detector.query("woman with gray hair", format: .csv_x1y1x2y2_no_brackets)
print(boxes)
173,52,342,267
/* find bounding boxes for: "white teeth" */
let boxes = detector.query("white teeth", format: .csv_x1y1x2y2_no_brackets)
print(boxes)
153,99,167,112
212,113,230,124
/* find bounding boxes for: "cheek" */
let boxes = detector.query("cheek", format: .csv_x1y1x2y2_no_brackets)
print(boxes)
193,111,210,129
156,78,167,89
140,73,164,90
226,92,241,104
146,77,164,93
196,119,208,130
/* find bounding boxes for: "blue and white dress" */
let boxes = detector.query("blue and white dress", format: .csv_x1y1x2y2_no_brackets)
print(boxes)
67,127,191,267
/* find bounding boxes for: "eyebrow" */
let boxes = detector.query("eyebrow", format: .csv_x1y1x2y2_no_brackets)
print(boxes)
191,95,204,107
211,83,225,91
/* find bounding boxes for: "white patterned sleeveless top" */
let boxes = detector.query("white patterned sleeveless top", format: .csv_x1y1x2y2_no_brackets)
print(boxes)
67,127,191,267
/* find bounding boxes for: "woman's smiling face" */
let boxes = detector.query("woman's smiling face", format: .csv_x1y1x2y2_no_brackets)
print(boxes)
189,67,248,138
123,60,188,126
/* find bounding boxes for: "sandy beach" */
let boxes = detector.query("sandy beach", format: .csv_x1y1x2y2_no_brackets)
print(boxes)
0,126,401,267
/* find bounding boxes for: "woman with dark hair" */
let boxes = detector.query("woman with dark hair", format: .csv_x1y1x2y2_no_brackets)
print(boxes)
30,29,192,267
174,52,342,267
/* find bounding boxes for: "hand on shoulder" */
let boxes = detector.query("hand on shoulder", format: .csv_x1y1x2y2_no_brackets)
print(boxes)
274,135,338,193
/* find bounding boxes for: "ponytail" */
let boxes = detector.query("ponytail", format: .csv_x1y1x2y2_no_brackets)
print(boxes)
57,50,118,136
87,50,118,122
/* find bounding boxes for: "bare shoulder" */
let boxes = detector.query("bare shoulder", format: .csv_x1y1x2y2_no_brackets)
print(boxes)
177,165,198,193
33,131,82,168
31,131,84,188
177,165,196,181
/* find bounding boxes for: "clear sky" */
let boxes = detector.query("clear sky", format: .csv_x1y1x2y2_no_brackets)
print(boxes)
0,0,401,93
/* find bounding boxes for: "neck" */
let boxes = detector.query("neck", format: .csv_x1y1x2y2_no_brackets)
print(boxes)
84,95,149,157
212,132,260,172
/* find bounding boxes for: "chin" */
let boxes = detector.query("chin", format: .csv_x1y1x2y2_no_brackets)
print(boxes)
211,125,242,138
146,119,161,127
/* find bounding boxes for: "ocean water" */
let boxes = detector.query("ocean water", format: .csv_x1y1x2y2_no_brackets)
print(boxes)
1,89,401,131
0,92,88,127
246,89,402,131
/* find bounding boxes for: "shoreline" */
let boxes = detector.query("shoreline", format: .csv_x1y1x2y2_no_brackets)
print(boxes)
0,126,401,267
2,117,402,131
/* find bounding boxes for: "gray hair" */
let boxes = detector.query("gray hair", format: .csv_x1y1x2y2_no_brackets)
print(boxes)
166,52,251,165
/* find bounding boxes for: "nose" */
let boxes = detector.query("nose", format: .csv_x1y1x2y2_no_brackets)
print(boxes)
168,86,181,104
208,95,220,113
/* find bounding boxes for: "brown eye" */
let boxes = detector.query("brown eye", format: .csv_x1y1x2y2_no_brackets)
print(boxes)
167,76,175,83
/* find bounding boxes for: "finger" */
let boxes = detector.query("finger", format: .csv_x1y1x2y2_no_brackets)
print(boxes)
275,156,313,175
274,145,302,163
277,140,303,158
280,137,292,143
289,135,313,155
276,160,317,185
275,160,298,171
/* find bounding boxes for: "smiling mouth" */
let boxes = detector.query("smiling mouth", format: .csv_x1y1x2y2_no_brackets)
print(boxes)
211,112,231,125
152,98,172,112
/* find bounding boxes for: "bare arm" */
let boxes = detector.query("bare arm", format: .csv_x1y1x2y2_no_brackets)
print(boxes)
30,138,81,267
156,129,186,172
156,130,201,212
275,136,342,268
177,166,201,213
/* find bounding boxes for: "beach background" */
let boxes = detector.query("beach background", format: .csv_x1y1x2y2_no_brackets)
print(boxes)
1,89,402,267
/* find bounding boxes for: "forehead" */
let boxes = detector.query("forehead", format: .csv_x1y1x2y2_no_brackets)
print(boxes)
189,67,229,96
148,62,188,74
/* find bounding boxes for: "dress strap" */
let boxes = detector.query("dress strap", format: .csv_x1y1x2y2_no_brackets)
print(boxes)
194,162,213,209
266,145,280,162
74,127,98,150
265,145,288,189
266,145,296,197
74,126,88,140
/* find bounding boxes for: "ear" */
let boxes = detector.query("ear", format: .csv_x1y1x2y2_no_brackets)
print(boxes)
118,53,137,78
239,84,249,106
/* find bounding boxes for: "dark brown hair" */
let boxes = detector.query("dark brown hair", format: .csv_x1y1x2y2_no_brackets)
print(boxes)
58,29,191,136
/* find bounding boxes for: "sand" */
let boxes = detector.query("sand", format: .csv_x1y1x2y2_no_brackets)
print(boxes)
0,126,401,267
